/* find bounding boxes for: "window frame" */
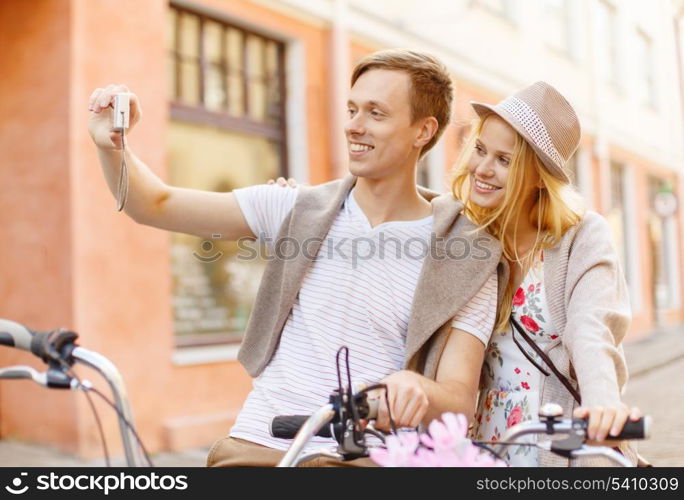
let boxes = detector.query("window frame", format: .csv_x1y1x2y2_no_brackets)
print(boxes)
168,3,289,176
634,28,656,109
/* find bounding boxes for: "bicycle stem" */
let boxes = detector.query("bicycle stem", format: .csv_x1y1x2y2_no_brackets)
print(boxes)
72,347,144,467
276,404,336,467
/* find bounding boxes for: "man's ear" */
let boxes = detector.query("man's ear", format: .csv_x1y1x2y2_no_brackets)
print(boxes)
414,116,439,149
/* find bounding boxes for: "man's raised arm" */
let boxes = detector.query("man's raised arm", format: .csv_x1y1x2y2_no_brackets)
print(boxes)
88,84,254,241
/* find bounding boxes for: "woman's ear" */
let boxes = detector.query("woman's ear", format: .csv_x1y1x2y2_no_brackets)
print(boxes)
414,116,439,149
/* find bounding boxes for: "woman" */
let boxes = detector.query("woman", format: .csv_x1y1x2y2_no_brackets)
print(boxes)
451,81,641,466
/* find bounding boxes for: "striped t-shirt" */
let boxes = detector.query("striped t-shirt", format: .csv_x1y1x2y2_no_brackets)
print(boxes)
230,184,497,451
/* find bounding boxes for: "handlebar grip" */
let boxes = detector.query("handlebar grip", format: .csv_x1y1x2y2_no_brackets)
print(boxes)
577,415,651,440
270,415,333,439
613,416,651,440
0,319,78,365
0,319,37,352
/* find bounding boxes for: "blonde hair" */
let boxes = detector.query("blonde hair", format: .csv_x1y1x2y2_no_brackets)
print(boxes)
451,115,586,332
351,49,453,156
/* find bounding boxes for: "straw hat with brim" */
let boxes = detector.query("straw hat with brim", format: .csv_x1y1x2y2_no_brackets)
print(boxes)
470,81,581,184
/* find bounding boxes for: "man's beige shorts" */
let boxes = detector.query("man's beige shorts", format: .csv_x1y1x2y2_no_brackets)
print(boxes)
206,436,377,467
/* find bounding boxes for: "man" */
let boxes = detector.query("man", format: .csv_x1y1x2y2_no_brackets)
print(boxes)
88,49,504,467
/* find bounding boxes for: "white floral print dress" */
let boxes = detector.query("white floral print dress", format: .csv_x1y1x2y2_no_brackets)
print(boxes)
471,254,560,467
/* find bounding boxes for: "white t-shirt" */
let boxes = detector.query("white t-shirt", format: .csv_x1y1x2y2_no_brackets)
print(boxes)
229,184,498,451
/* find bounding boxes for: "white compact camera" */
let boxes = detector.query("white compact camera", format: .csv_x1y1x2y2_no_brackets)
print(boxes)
112,93,133,131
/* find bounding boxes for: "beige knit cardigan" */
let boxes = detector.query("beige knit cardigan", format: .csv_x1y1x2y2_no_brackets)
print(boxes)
537,210,638,466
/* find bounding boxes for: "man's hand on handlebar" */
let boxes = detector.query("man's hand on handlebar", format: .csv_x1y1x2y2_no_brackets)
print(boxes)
370,370,429,431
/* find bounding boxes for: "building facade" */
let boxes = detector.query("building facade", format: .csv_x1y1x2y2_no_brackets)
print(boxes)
0,0,682,458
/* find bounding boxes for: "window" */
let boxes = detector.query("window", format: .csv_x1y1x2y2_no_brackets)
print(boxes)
542,0,571,54
635,29,656,108
606,161,630,285
168,7,286,136
594,0,618,85
167,5,287,347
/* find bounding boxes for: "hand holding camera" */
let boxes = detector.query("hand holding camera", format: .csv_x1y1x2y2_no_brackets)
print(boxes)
87,84,142,151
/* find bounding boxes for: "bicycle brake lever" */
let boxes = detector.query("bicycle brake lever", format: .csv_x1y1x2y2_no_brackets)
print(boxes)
542,420,587,457
0,366,48,385
0,365,78,389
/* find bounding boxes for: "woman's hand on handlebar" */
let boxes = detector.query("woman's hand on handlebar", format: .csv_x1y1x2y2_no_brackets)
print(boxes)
573,403,642,444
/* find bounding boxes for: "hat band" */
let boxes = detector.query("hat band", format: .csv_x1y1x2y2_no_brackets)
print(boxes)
498,96,564,167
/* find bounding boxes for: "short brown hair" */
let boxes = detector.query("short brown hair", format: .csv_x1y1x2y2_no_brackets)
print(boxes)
351,49,454,156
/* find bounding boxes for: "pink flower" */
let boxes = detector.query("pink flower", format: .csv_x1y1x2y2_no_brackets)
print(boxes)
370,413,507,467
521,381,530,390
369,432,419,467
528,284,535,293
507,406,523,428
520,315,539,333
420,412,468,451
514,367,521,374
513,287,525,306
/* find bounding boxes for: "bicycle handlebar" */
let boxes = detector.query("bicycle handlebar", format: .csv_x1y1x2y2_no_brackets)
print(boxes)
0,318,146,467
613,416,651,440
276,404,337,467
0,319,79,366
271,397,380,440
495,415,651,467
271,415,334,439
498,416,650,443
0,319,38,352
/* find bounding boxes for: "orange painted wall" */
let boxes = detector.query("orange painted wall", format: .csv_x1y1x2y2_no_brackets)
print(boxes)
0,0,79,452
447,80,502,172
63,0,204,458
0,0,338,459
350,40,379,68
70,0,336,457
